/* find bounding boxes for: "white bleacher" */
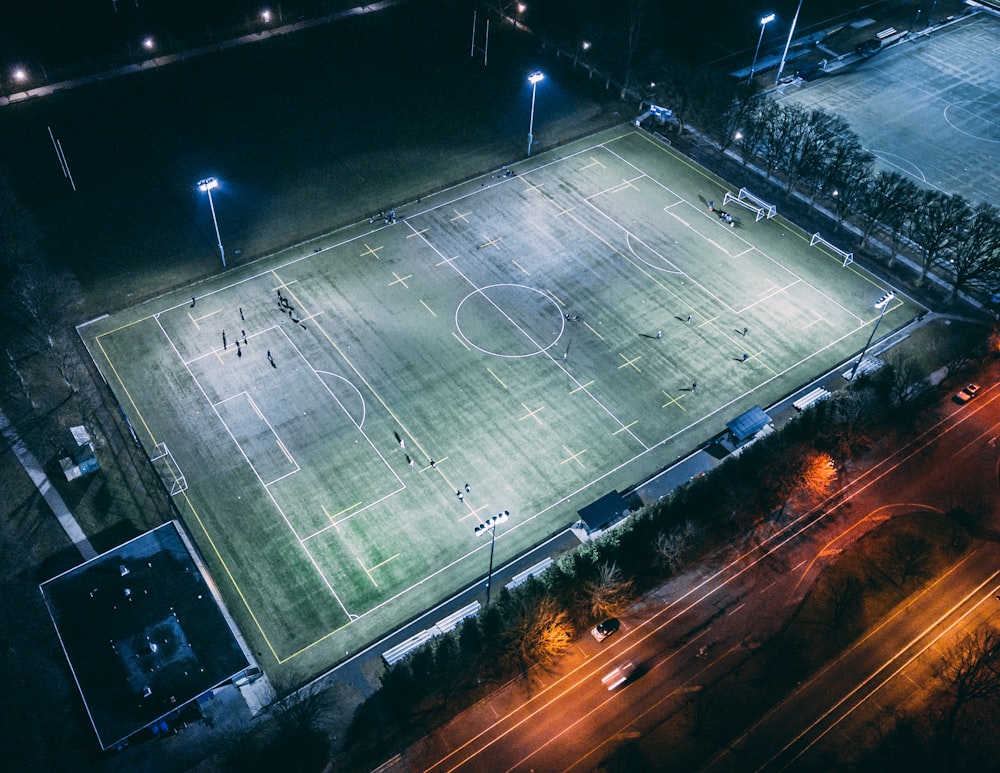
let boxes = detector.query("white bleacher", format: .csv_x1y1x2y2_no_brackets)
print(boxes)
505,557,554,591
842,356,883,381
793,387,831,412
382,600,481,666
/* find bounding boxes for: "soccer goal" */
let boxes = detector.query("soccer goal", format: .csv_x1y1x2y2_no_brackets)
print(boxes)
723,188,776,221
810,232,854,267
150,441,188,496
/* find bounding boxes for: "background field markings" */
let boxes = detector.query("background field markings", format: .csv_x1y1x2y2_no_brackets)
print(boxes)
420,455,448,472
613,420,638,435
388,271,412,288
560,445,588,468
435,255,460,268
519,403,545,425
697,315,719,328
450,209,471,223
624,232,684,275
359,243,383,260
406,228,429,239
511,259,531,276
188,307,221,330
661,391,687,411
804,312,829,329
358,554,400,589
452,332,471,351
618,352,642,372
486,367,507,389
569,379,594,394
547,289,566,307
583,321,604,340
478,236,503,250
419,299,437,317
578,156,606,172
554,205,575,218
461,504,490,523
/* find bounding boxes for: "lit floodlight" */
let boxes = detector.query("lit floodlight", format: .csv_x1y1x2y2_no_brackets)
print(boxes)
760,12,776,25
196,177,225,268
749,12,776,84
517,3,526,13
143,36,155,51
12,68,27,82
528,71,544,85
874,292,895,309
581,40,591,51
526,72,545,157
261,9,272,23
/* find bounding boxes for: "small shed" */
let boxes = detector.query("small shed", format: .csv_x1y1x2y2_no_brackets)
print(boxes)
726,406,772,444
578,491,629,534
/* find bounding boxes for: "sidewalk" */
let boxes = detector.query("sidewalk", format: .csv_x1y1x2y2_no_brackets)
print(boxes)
0,409,96,561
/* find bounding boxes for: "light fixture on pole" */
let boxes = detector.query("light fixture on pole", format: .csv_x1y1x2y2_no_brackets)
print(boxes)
474,511,509,605
849,292,895,381
526,71,544,157
197,177,226,269
749,13,776,84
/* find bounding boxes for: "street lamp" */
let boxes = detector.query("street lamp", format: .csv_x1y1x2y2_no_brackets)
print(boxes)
474,511,509,605
526,71,544,157
749,13,776,84
849,292,895,381
197,177,226,269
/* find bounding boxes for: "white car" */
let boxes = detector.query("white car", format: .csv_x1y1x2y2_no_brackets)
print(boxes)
601,661,636,690
954,383,981,404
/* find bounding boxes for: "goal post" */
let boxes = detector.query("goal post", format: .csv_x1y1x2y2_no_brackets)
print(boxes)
149,441,188,496
810,232,854,267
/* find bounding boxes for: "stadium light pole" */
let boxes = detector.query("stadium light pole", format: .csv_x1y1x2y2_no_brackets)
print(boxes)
749,13,776,84
197,177,226,269
526,71,544,157
849,292,895,381
474,511,509,605
776,0,803,84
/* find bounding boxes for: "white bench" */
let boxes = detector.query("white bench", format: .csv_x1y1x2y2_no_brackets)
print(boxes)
382,600,481,666
793,387,831,412
505,557,554,591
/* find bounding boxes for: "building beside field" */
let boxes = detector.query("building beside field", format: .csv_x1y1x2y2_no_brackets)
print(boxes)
39,521,250,751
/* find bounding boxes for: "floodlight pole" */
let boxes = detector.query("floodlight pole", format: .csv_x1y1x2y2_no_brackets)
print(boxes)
775,0,803,84
527,71,544,157
197,177,226,269
849,293,895,381
749,13,776,84
475,511,509,605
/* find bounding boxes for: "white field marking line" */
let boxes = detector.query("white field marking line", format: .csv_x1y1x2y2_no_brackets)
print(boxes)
432,386,1000,760
768,570,1000,772
734,279,803,315
404,219,649,451
588,173,645,198
153,316,351,617
598,144,866,323
273,320,408,535
313,369,367,428
624,231,684,274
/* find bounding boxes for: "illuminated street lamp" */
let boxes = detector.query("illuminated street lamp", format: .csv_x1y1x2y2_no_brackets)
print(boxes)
474,511,509,605
849,292,895,381
142,36,155,52
526,71,544,157
197,177,226,269
749,12,776,84
12,67,28,84
261,9,272,24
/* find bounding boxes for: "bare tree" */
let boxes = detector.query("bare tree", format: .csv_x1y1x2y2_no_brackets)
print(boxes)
584,561,636,620
654,520,699,574
876,532,931,588
502,594,575,674
945,203,1000,301
855,171,918,250
936,626,1000,745
907,191,972,283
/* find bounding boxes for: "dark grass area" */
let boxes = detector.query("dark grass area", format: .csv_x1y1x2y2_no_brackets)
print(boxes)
0,2,625,317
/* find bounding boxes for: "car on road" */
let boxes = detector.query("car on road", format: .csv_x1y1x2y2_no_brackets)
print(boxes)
591,617,620,642
954,383,981,404
601,661,636,690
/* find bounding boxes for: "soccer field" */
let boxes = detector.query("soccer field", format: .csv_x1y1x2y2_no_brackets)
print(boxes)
775,11,1000,204
80,126,924,687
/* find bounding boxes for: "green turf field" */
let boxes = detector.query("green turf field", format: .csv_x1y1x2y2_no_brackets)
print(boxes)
79,126,925,687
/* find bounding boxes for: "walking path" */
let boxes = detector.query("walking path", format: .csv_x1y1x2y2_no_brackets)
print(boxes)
0,409,97,560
